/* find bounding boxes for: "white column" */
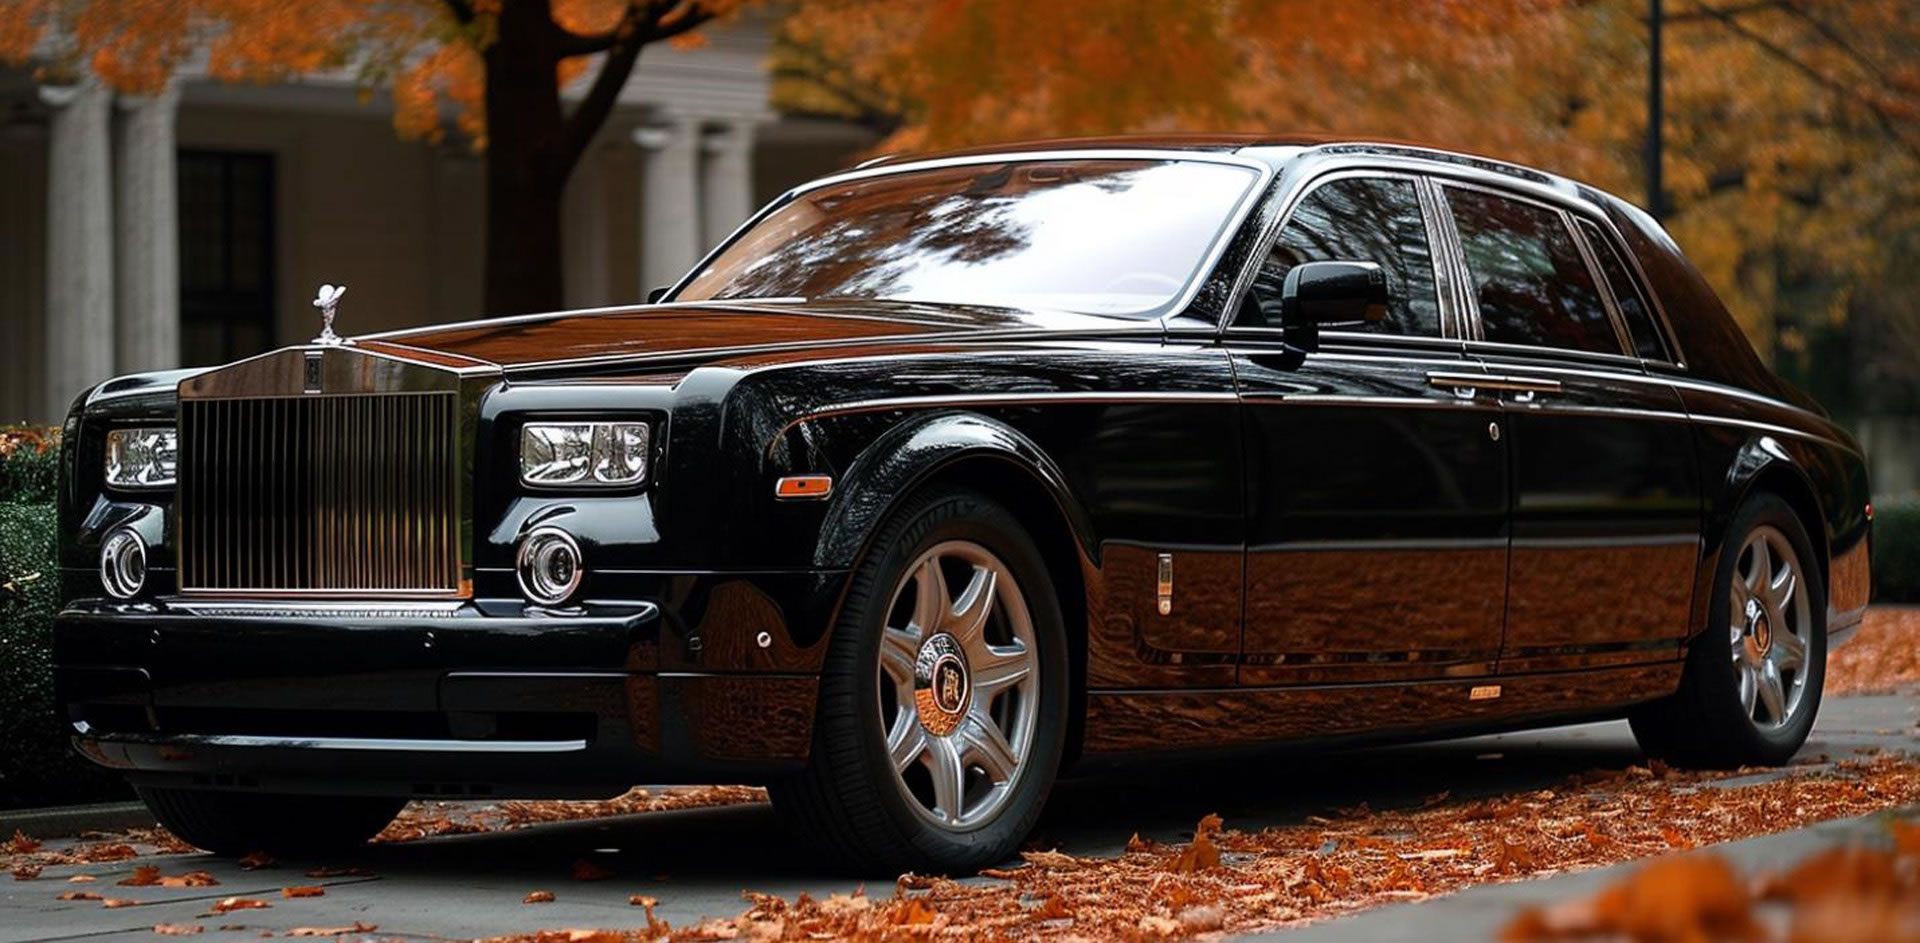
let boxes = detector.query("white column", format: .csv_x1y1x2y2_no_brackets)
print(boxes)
114,85,180,375
632,117,701,295
561,145,612,309
700,120,756,249
39,81,115,421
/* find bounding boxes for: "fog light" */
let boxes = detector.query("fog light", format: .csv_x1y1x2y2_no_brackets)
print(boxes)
99,528,147,599
516,527,582,606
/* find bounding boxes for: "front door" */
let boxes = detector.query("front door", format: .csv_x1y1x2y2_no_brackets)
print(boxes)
1230,174,1510,686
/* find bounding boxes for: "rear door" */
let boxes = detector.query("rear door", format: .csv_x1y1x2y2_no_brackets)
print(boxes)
1434,183,1702,673
1229,173,1510,686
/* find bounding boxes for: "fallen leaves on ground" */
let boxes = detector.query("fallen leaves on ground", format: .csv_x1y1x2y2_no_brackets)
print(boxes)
1828,608,1920,695
57,890,104,901
1505,820,1920,941
151,924,202,936
237,851,274,870
280,885,325,898
285,923,376,937
12,863,41,880
482,753,1920,941
375,786,767,843
525,890,556,904
304,865,373,878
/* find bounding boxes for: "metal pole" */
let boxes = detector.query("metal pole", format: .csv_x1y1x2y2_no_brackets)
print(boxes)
1647,0,1666,218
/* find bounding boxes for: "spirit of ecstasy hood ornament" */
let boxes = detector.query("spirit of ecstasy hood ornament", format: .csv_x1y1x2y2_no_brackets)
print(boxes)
312,283,348,345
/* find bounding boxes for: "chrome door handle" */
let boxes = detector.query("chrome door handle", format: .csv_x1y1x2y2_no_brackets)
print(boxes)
1426,371,1484,400
1429,371,1561,397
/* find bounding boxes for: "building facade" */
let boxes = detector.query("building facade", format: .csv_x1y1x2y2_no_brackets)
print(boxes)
0,14,874,425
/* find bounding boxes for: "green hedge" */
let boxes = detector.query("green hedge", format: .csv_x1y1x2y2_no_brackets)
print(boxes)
1876,499,1920,604
0,428,125,809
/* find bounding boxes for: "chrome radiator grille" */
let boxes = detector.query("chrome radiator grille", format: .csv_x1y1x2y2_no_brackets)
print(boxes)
178,393,461,595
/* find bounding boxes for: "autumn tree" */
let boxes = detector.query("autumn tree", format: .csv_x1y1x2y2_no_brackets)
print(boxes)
0,0,743,316
779,0,1919,401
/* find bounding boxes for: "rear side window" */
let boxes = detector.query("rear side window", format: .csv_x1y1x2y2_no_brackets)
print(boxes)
1578,219,1669,361
1443,187,1622,355
1250,177,1441,336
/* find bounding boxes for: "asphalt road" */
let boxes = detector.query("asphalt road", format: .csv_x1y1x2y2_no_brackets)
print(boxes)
5,692,1914,942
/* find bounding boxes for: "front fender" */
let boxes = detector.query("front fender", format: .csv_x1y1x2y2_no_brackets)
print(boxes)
811,412,1094,570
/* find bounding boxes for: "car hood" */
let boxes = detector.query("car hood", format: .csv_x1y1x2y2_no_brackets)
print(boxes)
361,299,1147,371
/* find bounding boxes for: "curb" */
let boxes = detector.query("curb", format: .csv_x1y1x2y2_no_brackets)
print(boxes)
0,801,154,839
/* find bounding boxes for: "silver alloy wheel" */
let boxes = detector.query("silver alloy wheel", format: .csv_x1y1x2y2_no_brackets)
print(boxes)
876,539,1039,830
1729,524,1813,731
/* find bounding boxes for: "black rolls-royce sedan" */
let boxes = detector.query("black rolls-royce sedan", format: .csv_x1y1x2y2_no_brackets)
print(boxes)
55,135,1871,873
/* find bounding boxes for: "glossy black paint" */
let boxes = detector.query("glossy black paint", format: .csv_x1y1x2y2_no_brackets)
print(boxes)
53,137,1871,797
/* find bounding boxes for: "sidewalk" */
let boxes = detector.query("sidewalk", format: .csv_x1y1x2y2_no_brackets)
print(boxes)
1253,806,1918,940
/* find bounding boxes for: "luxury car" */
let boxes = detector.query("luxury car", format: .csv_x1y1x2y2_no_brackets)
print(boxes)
54,135,1871,873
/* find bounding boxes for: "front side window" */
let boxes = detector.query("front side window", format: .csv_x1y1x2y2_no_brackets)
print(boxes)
1246,176,1441,336
1578,219,1669,361
675,158,1260,319
1444,187,1622,355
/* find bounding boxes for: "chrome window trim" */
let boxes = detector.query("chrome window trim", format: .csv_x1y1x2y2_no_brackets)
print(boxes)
1563,206,1640,356
1431,178,1633,361
1218,167,1458,343
1569,215,1680,365
660,148,1277,325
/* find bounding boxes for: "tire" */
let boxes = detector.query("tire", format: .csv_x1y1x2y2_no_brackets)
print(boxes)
1630,492,1826,768
135,786,405,857
769,487,1070,874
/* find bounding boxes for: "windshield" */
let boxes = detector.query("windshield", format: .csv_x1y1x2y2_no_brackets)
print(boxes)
675,158,1261,318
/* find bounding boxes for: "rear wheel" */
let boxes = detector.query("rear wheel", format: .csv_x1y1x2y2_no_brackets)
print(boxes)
1630,493,1826,768
770,488,1068,874
135,786,404,857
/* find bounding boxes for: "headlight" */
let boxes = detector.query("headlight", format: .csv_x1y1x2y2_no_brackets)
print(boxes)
520,422,651,488
104,427,177,489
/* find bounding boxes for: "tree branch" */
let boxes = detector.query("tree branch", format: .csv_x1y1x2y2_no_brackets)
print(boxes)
1652,0,1785,24
1777,0,1912,91
646,0,717,42
1686,1,1920,162
558,6,650,175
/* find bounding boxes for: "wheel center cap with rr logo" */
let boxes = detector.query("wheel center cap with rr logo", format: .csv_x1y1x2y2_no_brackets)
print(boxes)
913,633,971,736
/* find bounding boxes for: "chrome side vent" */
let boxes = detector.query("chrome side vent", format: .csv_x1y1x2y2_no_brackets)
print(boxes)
178,392,461,595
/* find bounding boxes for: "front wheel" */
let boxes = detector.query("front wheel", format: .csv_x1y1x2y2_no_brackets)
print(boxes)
1630,492,1826,768
770,488,1069,874
135,786,405,857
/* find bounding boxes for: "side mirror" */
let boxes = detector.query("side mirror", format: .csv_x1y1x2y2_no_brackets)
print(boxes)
646,286,671,304
1278,260,1389,360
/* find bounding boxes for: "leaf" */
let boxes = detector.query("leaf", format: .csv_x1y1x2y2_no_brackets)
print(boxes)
523,890,555,904
285,923,375,937
68,875,98,883
57,890,105,901
12,863,42,880
1169,813,1225,873
102,898,141,908
280,885,325,898
120,865,162,886
892,897,935,925
152,924,202,935
4,829,41,854
207,898,271,915
237,852,274,870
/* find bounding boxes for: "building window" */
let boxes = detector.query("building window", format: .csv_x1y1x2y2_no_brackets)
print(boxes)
179,150,276,367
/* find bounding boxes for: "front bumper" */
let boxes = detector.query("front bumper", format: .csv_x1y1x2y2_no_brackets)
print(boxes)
54,595,821,798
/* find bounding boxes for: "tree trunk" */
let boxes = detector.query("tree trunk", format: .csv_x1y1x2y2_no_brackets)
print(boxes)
481,0,569,316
